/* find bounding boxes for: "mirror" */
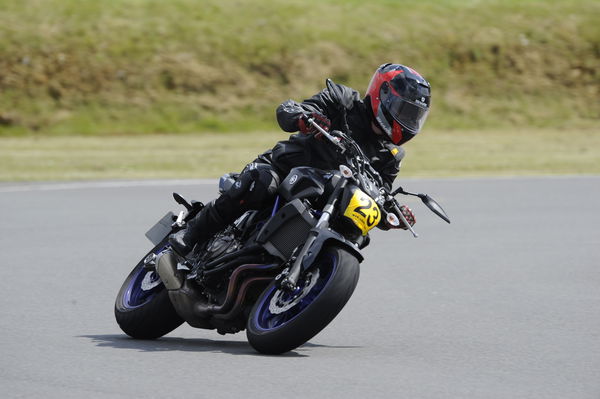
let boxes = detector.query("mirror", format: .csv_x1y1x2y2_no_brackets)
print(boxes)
419,194,451,224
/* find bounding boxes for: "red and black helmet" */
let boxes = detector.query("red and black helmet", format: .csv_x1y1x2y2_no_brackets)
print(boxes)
366,64,431,145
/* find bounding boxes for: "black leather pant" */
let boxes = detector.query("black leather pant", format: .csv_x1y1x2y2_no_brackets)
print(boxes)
181,161,281,247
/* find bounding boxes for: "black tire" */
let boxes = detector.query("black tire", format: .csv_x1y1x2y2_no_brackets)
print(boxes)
246,245,360,354
114,242,184,339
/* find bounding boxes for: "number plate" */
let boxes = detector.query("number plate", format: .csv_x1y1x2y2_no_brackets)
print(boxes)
343,189,381,235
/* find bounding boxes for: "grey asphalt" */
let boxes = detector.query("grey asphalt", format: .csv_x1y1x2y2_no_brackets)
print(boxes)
1,176,599,398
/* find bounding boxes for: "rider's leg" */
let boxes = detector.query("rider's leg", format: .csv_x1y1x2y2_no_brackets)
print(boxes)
168,162,280,257
168,200,226,256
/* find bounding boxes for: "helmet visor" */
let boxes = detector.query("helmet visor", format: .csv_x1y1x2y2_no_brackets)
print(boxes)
381,94,429,134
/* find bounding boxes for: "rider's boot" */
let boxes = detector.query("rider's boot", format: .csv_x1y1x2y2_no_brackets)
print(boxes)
168,202,226,257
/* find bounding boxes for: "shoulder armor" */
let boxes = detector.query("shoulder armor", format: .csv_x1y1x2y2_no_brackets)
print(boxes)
325,78,360,110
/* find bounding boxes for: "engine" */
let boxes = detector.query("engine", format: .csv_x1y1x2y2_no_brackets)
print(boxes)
202,229,241,263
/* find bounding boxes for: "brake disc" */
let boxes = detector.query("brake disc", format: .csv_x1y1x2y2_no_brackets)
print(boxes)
268,269,320,314
140,271,162,291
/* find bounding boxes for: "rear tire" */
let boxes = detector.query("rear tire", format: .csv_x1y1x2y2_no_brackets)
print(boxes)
114,242,184,339
246,245,360,354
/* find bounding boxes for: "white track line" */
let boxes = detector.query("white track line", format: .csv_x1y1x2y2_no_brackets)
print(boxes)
0,175,597,193
0,179,217,193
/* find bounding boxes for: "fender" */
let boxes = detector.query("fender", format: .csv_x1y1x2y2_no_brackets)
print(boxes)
301,227,363,271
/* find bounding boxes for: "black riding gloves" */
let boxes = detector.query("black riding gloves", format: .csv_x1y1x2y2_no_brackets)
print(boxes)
298,112,331,136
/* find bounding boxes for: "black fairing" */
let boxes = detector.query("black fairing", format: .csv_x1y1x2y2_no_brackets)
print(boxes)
278,167,340,202
255,199,318,260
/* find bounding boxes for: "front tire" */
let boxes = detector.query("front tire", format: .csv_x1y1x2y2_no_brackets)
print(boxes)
114,241,184,339
246,245,360,354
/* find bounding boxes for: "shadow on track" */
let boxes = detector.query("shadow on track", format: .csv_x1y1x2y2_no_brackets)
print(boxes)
79,334,360,357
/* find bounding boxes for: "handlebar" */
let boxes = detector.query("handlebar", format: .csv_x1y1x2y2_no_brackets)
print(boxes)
306,117,346,152
307,118,384,188
306,117,425,237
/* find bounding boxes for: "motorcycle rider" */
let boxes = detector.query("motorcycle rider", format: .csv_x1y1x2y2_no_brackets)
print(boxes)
169,63,432,257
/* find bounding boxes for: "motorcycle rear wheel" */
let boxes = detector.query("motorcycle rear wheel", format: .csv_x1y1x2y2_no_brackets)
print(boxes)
246,245,360,354
114,241,184,339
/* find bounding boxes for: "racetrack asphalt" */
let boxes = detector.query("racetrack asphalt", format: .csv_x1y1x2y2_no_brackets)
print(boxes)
1,176,599,399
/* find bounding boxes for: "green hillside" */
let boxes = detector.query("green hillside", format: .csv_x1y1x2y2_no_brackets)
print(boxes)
0,0,598,135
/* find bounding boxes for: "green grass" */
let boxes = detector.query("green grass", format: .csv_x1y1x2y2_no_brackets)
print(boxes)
1,128,598,181
1,0,597,181
1,0,598,135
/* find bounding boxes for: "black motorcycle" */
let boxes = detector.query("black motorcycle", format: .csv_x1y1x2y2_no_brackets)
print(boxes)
114,119,450,354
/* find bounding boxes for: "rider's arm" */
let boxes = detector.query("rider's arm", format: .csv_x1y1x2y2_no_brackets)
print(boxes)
276,99,319,132
276,80,359,133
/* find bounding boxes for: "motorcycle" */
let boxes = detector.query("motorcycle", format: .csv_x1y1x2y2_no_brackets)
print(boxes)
114,119,450,354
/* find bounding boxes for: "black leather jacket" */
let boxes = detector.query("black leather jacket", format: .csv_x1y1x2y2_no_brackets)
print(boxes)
259,79,405,190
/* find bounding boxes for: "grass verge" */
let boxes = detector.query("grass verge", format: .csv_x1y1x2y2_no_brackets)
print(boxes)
1,128,598,182
1,0,598,134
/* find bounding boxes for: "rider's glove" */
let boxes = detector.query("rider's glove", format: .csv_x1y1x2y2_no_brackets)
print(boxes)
398,205,416,230
298,111,331,138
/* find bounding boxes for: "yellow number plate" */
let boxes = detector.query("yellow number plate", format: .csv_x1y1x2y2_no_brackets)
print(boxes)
343,189,381,235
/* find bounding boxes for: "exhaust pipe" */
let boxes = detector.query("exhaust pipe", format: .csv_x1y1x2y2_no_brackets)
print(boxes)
155,250,279,330
155,250,185,290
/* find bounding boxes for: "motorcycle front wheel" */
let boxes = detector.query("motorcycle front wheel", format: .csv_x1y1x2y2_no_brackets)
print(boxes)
114,240,184,339
246,245,360,354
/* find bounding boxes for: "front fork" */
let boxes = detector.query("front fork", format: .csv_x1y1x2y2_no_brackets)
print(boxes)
280,178,347,290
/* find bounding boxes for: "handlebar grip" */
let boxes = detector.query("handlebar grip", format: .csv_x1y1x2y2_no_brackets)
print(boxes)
307,118,345,152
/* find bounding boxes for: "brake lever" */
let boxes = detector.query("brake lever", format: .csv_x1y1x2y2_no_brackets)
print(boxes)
388,196,419,238
307,118,346,153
